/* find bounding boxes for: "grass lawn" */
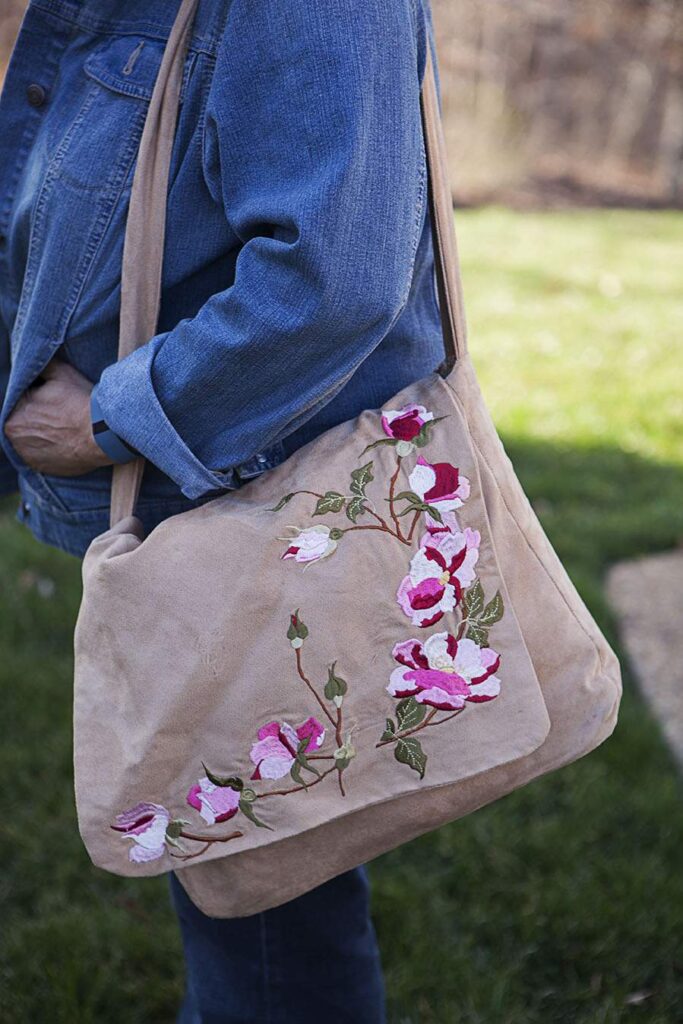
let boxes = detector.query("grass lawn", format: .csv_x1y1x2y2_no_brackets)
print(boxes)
1,208,682,1023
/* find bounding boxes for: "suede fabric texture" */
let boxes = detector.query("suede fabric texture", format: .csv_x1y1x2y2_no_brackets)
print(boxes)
74,356,621,916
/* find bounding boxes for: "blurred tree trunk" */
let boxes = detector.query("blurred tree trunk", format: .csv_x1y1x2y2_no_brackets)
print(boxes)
433,0,683,206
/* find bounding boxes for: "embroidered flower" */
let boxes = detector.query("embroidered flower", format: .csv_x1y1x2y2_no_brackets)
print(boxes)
397,527,480,627
381,404,434,442
389,633,501,710
408,457,470,527
186,777,241,825
250,717,326,780
111,802,171,864
282,525,339,564
424,509,461,536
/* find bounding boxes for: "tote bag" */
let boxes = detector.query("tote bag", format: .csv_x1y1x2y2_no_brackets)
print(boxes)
74,0,621,917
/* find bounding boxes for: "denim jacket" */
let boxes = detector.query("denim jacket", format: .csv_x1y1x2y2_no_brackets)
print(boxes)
0,0,444,556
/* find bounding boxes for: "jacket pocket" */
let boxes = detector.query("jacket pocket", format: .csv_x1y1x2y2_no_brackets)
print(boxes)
49,34,196,193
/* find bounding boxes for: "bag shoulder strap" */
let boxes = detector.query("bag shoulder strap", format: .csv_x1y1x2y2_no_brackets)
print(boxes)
110,0,467,527
109,0,199,527
421,45,468,372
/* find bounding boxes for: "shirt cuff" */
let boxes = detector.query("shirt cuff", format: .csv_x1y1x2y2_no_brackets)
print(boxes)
93,342,239,500
90,388,139,465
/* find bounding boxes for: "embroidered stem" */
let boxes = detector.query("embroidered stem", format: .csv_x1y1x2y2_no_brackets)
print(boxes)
256,765,338,799
170,842,212,861
335,705,346,797
456,614,470,640
375,707,466,748
406,509,421,543
178,829,243,844
341,522,411,546
295,647,337,727
388,457,405,542
170,829,244,860
365,507,393,530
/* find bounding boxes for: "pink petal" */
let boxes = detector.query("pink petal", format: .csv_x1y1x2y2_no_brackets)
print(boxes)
467,675,501,702
186,784,202,813
204,786,240,823
392,638,428,670
256,721,282,741
407,577,444,611
129,842,166,864
295,716,326,751
414,687,467,710
112,802,168,835
409,667,471,698
425,462,461,503
387,665,420,698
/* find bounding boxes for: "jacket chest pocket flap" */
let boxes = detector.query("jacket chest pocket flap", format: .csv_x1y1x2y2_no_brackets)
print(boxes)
53,35,196,192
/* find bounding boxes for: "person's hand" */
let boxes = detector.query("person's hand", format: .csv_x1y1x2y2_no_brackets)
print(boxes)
4,358,113,476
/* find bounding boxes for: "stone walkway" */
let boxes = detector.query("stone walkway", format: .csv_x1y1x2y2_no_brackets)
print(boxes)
607,549,683,768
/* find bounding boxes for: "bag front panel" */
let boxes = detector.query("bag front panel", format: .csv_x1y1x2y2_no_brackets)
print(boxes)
174,360,622,918
74,368,551,877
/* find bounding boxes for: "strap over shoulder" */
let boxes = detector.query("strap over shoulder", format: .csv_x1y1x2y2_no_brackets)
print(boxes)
110,0,468,527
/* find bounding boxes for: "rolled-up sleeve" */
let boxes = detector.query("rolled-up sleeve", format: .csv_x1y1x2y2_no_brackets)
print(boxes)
94,0,428,500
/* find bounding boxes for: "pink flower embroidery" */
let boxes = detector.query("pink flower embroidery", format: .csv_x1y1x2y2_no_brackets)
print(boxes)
424,509,461,536
111,802,170,864
186,777,241,825
408,457,470,526
282,525,338,564
381,404,434,442
389,633,501,710
397,527,480,627
250,717,326,780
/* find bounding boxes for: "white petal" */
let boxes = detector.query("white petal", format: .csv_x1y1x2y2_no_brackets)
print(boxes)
387,666,417,696
408,462,436,500
422,631,452,669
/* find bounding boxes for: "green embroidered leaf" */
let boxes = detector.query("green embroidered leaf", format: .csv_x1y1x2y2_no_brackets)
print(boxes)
334,738,356,772
290,760,307,788
286,610,309,641
380,717,397,741
479,590,505,626
313,491,346,516
240,788,257,803
346,496,367,523
423,504,443,524
202,764,244,790
394,737,427,779
463,579,485,619
396,696,427,732
391,490,422,505
165,834,186,851
350,461,374,498
165,819,186,840
466,623,490,646
239,798,273,829
267,493,295,512
360,437,398,456
413,416,448,448
296,740,322,778
324,662,348,701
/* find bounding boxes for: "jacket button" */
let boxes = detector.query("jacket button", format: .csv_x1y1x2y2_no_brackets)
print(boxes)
26,83,47,108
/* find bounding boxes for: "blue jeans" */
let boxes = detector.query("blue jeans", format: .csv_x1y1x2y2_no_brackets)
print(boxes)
169,867,386,1024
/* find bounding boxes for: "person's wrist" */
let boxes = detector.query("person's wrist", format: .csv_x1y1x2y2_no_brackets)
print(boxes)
80,389,114,468
90,388,138,465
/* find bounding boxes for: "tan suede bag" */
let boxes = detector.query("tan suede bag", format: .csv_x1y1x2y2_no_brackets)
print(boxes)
74,0,621,917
